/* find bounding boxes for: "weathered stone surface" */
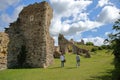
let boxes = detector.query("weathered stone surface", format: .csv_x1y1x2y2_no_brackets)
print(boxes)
72,45,91,58
53,51,61,58
58,34,72,54
58,34,91,58
76,39,84,45
0,32,9,69
5,1,54,68
53,46,61,58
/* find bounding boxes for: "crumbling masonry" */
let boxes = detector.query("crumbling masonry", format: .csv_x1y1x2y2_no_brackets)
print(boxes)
5,1,54,68
0,33,9,69
58,34,91,58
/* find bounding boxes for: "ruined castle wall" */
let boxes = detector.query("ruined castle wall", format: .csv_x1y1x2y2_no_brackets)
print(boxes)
6,1,54,68
0,32,9,69
58,34,70,54
58,34,91,58
44,4,54,67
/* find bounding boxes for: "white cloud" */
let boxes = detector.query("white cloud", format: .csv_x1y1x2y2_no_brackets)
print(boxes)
0,5,24,26
50,0,92,17
50,20,102,36
13,5,24,20
0,0,23,31
50,0,93,36
83,37,105,46
66,20,102,35
0,0,20,11
97,0,109,7
1,14,12,23
49,0,106,36
97,6,120,23
53,36,58,46
73,12,89,21
50,0,119,37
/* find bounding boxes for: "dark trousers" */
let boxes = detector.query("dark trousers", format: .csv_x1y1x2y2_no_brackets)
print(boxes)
61,61,64,67
76,61,80,67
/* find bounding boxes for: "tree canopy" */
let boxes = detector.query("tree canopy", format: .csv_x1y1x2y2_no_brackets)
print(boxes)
108,14,120,80
108,18,120,60
86,42,94,46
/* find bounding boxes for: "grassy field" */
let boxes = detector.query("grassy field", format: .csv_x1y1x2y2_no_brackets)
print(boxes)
0,50,114,80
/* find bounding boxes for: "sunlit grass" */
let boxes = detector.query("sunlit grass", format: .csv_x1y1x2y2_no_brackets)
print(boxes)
0,50,114,80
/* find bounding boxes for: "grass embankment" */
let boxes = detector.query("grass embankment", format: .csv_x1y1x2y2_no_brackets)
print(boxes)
75,44,95,51
0,50,114,80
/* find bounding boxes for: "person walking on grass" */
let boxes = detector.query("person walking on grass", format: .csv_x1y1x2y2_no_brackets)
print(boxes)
60,53,65,67
76,53,80,67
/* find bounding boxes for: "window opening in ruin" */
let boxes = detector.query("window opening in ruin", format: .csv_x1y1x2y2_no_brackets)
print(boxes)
30,15,34,21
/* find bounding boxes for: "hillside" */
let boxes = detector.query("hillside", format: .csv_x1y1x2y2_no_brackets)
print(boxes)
75,44,95,51
0,50,114,80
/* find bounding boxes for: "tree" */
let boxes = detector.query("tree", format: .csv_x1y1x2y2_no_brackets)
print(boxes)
107,16,120,80
109,18,120,60
86,42,94,46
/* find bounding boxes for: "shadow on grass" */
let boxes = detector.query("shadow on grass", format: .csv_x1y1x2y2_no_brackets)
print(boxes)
48,67,61,69
48,66,77,69
86,69,113,80
65,66,77,69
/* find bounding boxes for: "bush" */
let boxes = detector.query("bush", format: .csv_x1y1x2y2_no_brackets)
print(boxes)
98,46,103,50
91,47,98,52
100,45,112,49
86,42,94,46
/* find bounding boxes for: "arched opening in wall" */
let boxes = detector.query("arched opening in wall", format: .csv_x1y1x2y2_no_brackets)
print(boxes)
17,45,27,68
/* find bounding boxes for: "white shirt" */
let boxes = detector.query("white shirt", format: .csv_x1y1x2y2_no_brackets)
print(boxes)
60,55,64,61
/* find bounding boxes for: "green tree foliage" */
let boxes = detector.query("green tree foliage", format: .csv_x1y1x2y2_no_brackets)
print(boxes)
109,18,120,60
91,47,98,52
99,45,112,50
86,42,94,46
107,17,120,80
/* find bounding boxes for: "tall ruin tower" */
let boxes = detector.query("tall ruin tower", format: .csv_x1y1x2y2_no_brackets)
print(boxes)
5,1,54,68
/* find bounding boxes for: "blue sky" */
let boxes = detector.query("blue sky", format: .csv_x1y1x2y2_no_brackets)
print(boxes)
0,0,120,46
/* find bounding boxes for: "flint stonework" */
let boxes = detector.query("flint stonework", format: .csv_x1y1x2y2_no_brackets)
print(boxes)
5,1,54,68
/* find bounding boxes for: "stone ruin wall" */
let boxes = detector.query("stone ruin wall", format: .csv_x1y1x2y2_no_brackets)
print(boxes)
58,34,72,54
5,1,54,68
53,46,61,58
58,34,91,58
72,45,91,58
0,33,9,69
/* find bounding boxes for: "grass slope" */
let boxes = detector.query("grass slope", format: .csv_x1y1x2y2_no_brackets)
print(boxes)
0,50,114,80
75,44,95,51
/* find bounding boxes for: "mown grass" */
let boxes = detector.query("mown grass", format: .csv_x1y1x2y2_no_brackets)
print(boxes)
0,50,114,80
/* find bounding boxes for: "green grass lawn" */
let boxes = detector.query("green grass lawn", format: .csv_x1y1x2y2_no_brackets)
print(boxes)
0,50,114,80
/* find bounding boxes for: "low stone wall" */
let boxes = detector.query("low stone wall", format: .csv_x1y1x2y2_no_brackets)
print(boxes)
58,34,91,58
72,45,91,58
